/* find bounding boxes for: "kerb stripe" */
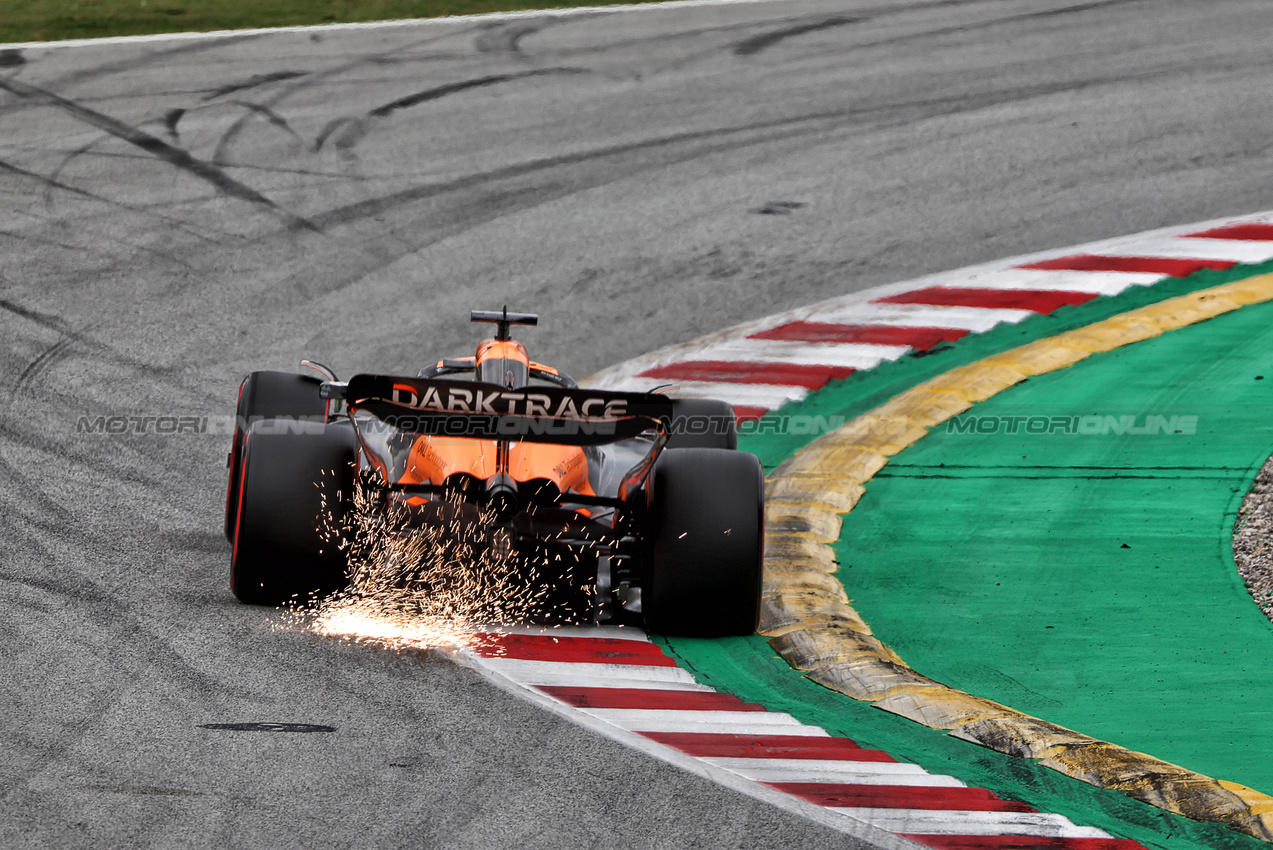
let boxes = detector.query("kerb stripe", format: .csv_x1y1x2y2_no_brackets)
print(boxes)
749,321,970,350
637,359,854,389
640,730,894,761
1183,222,1273,241
874,287,1098,314
1016,254,1235,276
770,783,1036,813
903,835,1146,849
537,686,767,711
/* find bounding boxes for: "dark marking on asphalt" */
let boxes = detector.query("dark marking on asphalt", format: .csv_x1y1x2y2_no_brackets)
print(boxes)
0,50,24,68
750,201,805,215
209,101,306,166
306,110,848,231
0,297,80,338
203,70,307,101
475,21,545,55
0,228,92,253
13,337,76,400
0,158,103,202
163,108,185,141
230,101,302,140
0,34,264,123
370,74,519,118
836,0,1141,54
200,722,337,733
315,69,588,153
0,76,319,232
314,117,369,156
1028,0,1140,18
305,66,1189,237
4,155,216,251
0,298,193,403
209,25,487,164
734,17,861,56
369,69,587,118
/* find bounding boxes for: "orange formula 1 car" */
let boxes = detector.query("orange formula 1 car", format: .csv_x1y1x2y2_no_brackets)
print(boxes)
223,309,763,636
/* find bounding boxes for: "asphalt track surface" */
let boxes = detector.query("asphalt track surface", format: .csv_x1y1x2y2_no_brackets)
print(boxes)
5,1,1273,847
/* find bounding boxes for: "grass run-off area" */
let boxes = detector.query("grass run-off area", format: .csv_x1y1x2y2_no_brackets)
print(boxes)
0,0,666,44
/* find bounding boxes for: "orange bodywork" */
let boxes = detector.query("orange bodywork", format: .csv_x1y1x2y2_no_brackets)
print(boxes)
399,436,593,497
477,338,526,362
396,335,595,503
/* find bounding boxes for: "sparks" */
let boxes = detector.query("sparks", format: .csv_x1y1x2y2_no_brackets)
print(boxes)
295,475,596,651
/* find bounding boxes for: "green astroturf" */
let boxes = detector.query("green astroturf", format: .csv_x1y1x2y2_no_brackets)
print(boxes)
662,260,1273,849
845,297,1273,792
0,0,668,44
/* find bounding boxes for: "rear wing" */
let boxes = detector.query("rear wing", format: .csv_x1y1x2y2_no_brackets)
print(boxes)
330,375,675,447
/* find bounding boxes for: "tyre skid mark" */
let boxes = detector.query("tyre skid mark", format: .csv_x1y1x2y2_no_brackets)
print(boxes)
797,0,1144,58
0,34,266,121
733,15,862,56
474,20,549,55
203,70,308,101
2,156,219,246
13,336,76,400
0,76,317,231
302,69,1198,234
207,24,487,165
313,68,589,156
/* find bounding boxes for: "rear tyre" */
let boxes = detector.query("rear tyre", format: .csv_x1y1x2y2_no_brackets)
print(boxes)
230,421,356,605
642,448,763,636
665,398,737,450
224,371,326,542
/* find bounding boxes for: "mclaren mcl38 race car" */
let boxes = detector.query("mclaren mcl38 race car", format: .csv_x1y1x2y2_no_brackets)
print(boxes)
223,309,763,636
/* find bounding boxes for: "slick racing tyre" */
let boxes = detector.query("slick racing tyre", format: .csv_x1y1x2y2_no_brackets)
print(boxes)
224,371,327,542
229,421,356,605
665,398,737,450
643,448,763,636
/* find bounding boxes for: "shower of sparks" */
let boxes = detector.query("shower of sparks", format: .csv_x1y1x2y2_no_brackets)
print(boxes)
291,471,596,652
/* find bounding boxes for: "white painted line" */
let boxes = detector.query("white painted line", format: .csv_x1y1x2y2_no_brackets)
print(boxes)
704,758,964,787
837,808,1111,839
0,0,790,52
1099,235,1273,263
809,304,1034,333
473,657,702,685
582,708,829,735
960,267,1164,295
692,339,911,369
